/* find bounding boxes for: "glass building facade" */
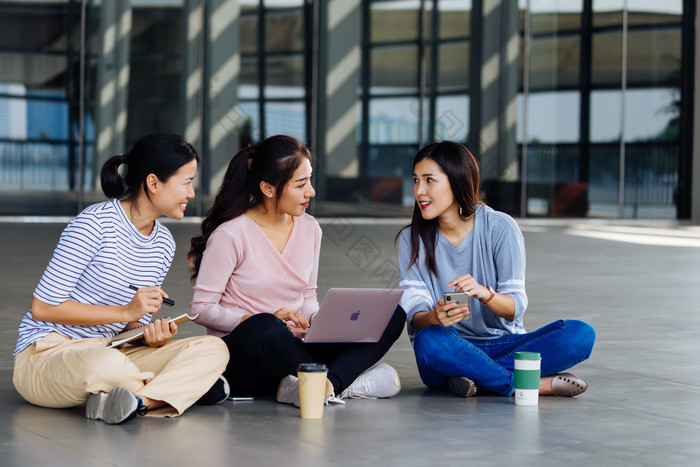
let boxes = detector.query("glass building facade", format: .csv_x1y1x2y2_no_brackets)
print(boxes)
0,0,695,219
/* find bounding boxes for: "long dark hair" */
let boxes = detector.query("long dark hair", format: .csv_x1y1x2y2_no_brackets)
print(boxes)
188,135,312,281
397,141,482,275
100,133,200,201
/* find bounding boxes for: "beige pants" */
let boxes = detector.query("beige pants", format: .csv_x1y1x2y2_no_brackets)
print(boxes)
13,332,229,417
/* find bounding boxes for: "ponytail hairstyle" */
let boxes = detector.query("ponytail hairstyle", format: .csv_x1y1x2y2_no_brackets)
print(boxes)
188,134,312,281
397,141,482,275
100,133,200,201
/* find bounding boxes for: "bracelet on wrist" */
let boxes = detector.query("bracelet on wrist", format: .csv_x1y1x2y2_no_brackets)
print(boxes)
479,286,495,304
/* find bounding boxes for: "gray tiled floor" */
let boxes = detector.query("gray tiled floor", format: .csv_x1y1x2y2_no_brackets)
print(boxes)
1,218,700,466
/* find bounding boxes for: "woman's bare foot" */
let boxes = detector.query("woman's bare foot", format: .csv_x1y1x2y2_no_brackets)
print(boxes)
539,375,555,396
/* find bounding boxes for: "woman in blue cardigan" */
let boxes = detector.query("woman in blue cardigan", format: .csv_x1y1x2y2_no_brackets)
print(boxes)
397,141,595,398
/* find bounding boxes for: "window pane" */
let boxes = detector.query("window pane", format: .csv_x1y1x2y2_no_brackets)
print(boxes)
626,29,681,87
371,1,420,43
0,4,68,52
264,0,303,7
240,12,259,54
265,8,304,53
592,31,622,86
0,91,69,141
128,54,183,138
524,91,580,143
240,59,259,99
0,90,27,139
265,101,305,141
240,0,259,13
130,7,182,55
0,53,67,89
438,0,471,39
369,97,419,144
628,0,682,25
438,42,469,90
529,0,582,35
265,54,305,98
238,101,261,141
528,36,580,90
128,8,183,138
27,96,69,141
591,90,621,143
527,3,581,90
592,0,623,27
0,141,71,191
435,95,468,142
370,46,418,94
625,88,679,142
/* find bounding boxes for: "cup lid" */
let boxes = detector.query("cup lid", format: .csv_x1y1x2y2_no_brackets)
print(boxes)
514,351,541,360
297,363,328,372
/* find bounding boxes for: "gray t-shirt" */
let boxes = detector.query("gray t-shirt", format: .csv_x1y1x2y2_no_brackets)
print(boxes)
398,204,527,342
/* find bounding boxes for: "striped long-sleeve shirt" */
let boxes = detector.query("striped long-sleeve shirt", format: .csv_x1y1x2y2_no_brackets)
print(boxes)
398,204,528,343
13,199,175,355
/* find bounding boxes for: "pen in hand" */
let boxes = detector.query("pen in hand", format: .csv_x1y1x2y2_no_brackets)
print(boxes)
128,285,175,307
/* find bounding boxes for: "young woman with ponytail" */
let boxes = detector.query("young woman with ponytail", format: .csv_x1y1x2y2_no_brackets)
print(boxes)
189,134,405,407
12,134,230,424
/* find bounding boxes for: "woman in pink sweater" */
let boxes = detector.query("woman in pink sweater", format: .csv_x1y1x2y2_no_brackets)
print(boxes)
188,135,405,406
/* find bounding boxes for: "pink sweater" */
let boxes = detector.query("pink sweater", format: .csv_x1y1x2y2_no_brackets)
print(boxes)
190,213,321,337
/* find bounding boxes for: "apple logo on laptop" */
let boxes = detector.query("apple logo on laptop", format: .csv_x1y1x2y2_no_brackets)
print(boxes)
350,310,360,321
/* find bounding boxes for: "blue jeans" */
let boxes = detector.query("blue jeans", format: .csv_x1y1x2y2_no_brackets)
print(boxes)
413,320,595,396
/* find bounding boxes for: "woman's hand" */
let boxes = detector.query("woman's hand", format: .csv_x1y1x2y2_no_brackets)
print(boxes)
274,307,309,331
410,299,469,332
123,286,168,322
431,299,470,327
448,274,490,302
143,318,177,348
448,274,515,321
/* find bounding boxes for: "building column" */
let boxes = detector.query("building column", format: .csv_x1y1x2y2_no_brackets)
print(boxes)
183,0,204,155
94,0,131,188
469,0,519,214
205,0,241,195
316,0,361,201
691,1,700,224
182,0,206,214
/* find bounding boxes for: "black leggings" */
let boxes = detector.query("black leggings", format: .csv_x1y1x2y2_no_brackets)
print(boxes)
221,306,406,396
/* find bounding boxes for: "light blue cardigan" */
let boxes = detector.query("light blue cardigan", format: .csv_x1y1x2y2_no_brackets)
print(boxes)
398,204,528,342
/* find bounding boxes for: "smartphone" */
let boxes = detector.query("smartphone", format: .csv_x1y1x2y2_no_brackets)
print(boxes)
444,292,471,319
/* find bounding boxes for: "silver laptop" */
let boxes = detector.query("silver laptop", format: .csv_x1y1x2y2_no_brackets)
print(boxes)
299,288,403,343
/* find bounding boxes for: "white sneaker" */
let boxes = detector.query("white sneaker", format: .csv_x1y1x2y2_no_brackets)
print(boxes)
277,375,302,407
86,387,145,424
276,375,343,407
340,363,401,399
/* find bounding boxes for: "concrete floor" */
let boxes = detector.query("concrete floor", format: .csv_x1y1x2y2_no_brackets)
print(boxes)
1,217,700,466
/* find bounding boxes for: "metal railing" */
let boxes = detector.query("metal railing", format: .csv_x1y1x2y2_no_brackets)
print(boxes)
0,140,93,191
589,143,678,206
524,143,581,184
522,142,678,206
0,138,679,212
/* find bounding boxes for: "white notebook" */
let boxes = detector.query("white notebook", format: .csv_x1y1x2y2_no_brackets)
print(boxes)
109,314,194,348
